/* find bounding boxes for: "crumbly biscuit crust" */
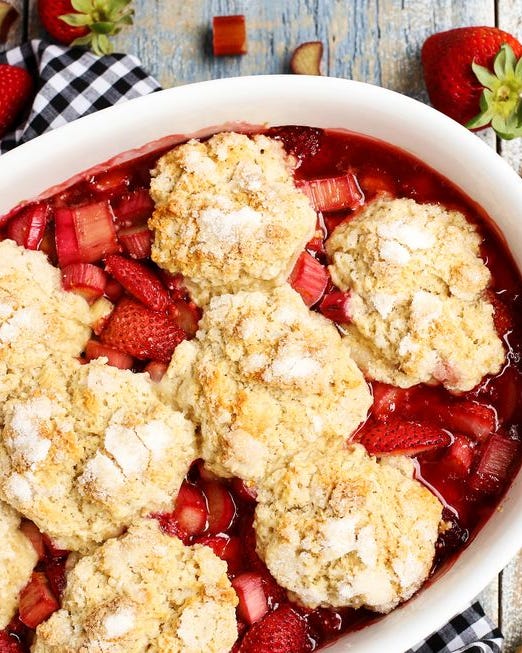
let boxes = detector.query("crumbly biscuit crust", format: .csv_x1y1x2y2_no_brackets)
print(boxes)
149,132,316,305
326,198,505,391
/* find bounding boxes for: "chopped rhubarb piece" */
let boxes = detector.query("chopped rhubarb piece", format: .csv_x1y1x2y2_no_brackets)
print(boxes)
371,383,410,422
100,297,186,363
118,225,152,259
230,477,258,503
290,41,323,75
111,188,154,227
19,520,45,560
84,339,134,370
436,401,497,441
470,434,521,495
357,418,451,456
173,481,208,536
202,481,237,534
444,436,476,476
0,631,23,653
19,572,59,629
89,168,130,199
89,296,114,335
196,534,243,574
232,572,269,625
169,300,201,337
0,2,19,43
144,360,168,382
61,263,107,302
305,223,326,254
44,558,67,599
212,15,247,56
105,254,170,312
6,203,50,250
288,251,329,307
104,278,124,302
297,173,363,212
318,290,352,323
54,206,81,267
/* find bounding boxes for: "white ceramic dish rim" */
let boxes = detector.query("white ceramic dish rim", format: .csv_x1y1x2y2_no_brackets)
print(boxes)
0,75,521,653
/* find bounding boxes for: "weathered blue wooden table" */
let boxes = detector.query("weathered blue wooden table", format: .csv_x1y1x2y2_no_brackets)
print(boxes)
6,0,522,649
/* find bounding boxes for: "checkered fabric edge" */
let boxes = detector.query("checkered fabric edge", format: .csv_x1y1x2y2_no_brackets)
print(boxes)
408,602,503,653
0,39,161,153
0,39,506,653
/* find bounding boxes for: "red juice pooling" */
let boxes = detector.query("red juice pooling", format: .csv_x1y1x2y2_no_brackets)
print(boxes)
1,125,522,652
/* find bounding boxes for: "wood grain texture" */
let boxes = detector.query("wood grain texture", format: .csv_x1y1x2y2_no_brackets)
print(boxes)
12,0,522,647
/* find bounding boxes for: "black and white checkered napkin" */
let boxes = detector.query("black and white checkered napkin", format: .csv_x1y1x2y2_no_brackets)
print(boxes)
0,40,506,653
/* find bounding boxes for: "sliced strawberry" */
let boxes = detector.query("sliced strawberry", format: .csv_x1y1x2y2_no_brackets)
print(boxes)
297,172,363,212
470,434,521,495
44,558,67,599
230,477,258,503
371,383,410,422
489,293,512,337
6,203,50,250
19,572,59,629
118,225,152,259
444,435,476,476
195,534,243,575
105,254,170,312
19,520,45,560
194,459,220,482
318,290,352,323
232,572,269,625
288,251,329,307
100,297,185,363
89,168,130,199
202,480,237,534
144,360,168,382
168,300,201,337
239,605,311,653
159,270,188,300
212,14,247,56
356,418,451,456
0,631,24,653
84,340,134,370
111,188,154,227
61,263,107,302
436,401,497,442
172,481,208,536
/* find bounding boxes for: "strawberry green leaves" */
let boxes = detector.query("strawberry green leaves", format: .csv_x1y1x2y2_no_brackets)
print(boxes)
467,44,522,139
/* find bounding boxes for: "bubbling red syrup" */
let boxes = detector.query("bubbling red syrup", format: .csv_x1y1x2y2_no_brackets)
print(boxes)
1,126,521,652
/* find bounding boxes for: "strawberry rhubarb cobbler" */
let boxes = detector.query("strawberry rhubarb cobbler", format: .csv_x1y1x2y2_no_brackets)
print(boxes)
0,126,520,652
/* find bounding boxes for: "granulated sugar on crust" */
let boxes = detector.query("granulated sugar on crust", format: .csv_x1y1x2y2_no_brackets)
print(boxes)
254,444,443,613
148,132,316,305
326,197,505,392
0,240,92,412
160,286,372,485
0,359,196,552
0,500,38,629
32,519,238,653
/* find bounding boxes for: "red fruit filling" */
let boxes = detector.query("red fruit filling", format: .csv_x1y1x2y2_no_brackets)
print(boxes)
1,127,521,652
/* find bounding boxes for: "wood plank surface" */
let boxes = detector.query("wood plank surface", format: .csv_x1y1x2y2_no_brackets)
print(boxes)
11,0,522,649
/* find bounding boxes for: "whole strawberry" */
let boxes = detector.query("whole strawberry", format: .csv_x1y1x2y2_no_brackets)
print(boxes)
0,64,32,138
37,0,134,55
422,26,522,138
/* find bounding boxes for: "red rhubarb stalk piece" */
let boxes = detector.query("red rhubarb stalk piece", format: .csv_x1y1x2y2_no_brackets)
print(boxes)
290,41,323,75
105,254,170,312
118,225,152,259
444,435,475,476
54,206,81,267
202,481,237,534
436,401,497,442
89,168,130,199
61,263,107,302
111,188,154,227
19,520,45,560
356,418,451,456
232,572,270,625
470,434,521,494
318,290,352,323
297,172,364,212
84,339,134,370
288,251,329,307
212,15,247,56
99,297,186,363
6,203,50,250
19,572,59,629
